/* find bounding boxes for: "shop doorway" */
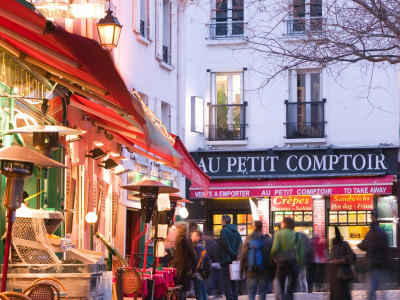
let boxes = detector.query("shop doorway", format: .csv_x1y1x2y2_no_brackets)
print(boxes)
125,209,141,266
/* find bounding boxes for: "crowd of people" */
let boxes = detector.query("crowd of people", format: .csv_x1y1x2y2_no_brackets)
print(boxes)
169,211,389,300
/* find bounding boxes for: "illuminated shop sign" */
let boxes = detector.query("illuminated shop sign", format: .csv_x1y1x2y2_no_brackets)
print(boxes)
330,194,374,211
191,148,397,179
271,195,312,211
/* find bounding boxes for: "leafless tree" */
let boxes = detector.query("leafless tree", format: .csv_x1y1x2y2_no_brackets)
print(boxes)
243,0,400,84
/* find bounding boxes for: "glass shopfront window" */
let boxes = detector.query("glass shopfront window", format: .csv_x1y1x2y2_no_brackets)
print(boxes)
212,213,252,240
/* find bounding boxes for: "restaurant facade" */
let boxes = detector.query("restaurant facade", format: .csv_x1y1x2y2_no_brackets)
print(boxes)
189,147,399,253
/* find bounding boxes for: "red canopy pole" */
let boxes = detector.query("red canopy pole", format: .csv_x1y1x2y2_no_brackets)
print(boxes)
142,238,152,273
130,224,147,267
1,209,15,292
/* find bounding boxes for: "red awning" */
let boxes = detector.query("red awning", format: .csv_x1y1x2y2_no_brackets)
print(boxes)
189,175,394,198
70,95,210,189
0,0,181,165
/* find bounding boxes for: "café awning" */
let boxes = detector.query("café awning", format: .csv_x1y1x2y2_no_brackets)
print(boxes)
0,0,177,164
189,175,394,198
70,95,210,188
0,0,210,188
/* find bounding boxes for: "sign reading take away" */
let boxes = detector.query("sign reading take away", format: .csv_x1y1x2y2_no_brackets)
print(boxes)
330,194,374,210
271,195,313,211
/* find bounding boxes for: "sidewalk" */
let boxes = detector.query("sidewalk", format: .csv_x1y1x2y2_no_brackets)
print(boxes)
205,290,400,300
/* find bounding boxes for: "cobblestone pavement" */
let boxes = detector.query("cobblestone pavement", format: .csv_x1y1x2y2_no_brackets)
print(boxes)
205,290,400,300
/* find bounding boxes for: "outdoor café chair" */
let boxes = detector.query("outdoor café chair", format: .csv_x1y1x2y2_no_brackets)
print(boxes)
0,293,8,300
3,292,30,300
23,283,60,300
30,278,67,299
116,267,142,300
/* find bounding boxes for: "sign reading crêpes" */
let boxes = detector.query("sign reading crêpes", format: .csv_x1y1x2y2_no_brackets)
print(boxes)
330,194,373,210
271,195,312,211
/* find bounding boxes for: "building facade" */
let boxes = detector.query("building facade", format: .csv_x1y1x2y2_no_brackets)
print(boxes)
182,0,400,257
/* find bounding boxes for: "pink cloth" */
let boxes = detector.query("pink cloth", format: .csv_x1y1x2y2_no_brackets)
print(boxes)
144,274,168,298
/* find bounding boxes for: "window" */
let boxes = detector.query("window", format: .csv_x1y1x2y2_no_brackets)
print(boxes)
209,72,246,141
285,70,325,139
210,0,244,39
162,0,171,64
286,0,323,35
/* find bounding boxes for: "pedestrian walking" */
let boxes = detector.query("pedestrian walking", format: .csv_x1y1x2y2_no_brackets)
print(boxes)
220,215,243,300
357,210,388,300
204,234,223,297
171,224,196,300
191,230,211,300
329,226,356,300
270,217,303,300
296,231,312,292
308,234,328,292
240,220,272,300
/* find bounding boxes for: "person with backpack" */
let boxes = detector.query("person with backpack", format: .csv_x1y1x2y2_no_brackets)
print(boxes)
220,215,243,300
270,217,303,300
191,230,211,300
240,220,272,300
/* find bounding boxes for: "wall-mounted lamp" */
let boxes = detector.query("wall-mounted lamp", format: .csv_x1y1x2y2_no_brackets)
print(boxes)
177,205,189,219
96,0,122,52
100,158,118,170
66,134,83,143
85,211,98,250
86,148,107,160
114,164,128,175
93,140,104,147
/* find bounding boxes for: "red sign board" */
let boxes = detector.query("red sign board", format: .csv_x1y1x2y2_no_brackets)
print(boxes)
189,175,393,198
271,196,313,211
313,198,325,239
330,194,374,210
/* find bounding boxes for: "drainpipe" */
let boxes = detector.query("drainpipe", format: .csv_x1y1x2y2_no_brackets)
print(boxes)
176,0,185,140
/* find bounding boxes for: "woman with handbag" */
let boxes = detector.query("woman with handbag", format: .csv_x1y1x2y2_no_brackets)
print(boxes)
330,226,357,300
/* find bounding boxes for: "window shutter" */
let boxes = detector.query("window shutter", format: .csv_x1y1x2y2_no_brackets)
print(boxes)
155,0,163,60
133,0,141,33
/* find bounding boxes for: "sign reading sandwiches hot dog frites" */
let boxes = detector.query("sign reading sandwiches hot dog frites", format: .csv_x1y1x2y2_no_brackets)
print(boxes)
330,194,374,210
271,195,313,211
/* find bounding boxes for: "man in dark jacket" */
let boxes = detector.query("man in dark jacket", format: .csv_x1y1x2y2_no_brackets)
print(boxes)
357,211,389,300
240,221,272,300
220,215,243,300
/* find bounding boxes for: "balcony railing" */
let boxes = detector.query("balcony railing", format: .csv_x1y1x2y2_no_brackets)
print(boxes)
162,45,169,64
285,14,324,35
139,19,145,37
208,103,247,141
209,21,246,39
285,99,326,139
209,8,245,39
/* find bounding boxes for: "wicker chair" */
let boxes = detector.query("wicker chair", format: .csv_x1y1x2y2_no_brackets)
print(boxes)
30,278,67,299
3,292,30,300
0,293,9,300
23,283,60,300
116,267,142,300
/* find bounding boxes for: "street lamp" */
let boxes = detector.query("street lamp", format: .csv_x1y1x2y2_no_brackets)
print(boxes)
0,146,66,292
96,0,122,52
85,212,98,251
